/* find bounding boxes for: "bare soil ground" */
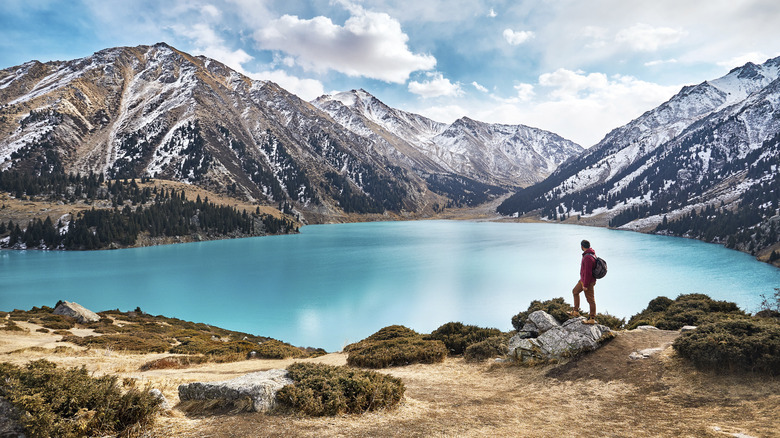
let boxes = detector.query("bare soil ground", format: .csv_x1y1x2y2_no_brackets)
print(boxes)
2,324,777,438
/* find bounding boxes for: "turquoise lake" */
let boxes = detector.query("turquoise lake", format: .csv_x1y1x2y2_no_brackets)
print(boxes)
1,221,779,352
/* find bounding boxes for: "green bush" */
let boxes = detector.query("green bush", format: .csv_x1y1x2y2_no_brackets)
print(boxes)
0,359,160,437
673,318,780,374
511,298,572,331
626,293,746,330
276,362,404,416
426,322,502,355
346,326,447,368
464,335,510,362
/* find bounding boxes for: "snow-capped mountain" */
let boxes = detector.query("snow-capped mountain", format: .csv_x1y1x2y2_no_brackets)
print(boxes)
498,56,780,258
313,89,583,187
0,43,582,222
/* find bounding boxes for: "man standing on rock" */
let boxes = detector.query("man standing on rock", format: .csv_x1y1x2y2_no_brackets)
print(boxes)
570,239,597,325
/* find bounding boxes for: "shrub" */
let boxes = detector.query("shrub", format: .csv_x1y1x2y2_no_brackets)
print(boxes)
62,333,171,353
346,336,447,368
344,325,419,353
626,293,746,330
426,322,502,355
0,359,160,437
1,320,26,332
251,339,306,359
276,362,404,416
464,335,510,362
40,314,76,330
139,355,209,371
673,318,780,374
594,312,625,330
511,298,572,331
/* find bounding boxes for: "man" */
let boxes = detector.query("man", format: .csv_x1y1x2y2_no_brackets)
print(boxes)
570,239,597,324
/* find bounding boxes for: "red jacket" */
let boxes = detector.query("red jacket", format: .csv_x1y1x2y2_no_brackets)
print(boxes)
580,248,596,286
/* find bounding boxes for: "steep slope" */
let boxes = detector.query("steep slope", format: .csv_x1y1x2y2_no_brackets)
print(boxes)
313,89,583,189
0,44,440,222
498,56,780,259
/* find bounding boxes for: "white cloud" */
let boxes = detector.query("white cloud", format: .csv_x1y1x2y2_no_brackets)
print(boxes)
488,8,497,18
409,72,462,98
248,70,325,101
644,58,678,67
513,83,535,101
717,52,770,68
472,81,488,93
172,23,254,73
503,28,535,46
253,5,436,83
539,68,609,99
615,23,686,52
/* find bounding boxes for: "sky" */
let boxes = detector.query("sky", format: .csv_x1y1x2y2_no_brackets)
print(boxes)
2,0,779,147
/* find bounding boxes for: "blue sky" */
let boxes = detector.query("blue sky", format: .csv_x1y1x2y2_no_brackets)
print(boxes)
2,0,779,147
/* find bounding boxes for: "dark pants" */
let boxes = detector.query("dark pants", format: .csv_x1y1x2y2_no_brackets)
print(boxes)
573,280,596,319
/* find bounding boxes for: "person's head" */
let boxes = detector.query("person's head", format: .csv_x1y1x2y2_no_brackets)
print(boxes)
581,239,591,250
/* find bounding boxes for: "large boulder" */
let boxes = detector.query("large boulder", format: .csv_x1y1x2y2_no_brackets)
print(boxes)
508,311,614,363
52,301,100,323
178,369,292,413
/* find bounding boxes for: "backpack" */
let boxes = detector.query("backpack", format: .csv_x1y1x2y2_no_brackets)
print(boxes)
588,254,608,279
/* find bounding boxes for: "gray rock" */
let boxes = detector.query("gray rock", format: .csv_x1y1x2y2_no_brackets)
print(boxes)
52,301,100,323
680,325,697,333
0,396,26,438
524,310,561,334
508,311,614,363
178,369,293,412
634,325,659,331
149,388,170,411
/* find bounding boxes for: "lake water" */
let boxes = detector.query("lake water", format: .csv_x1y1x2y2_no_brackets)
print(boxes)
1,221,778,352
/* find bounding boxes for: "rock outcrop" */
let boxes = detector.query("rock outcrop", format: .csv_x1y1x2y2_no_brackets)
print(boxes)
507,310,614,362
52,301,100,323
178,369,292,413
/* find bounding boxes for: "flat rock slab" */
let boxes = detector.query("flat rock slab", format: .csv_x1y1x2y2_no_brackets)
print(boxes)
178,369,292,413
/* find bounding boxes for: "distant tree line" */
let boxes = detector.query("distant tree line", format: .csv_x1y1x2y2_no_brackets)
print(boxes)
0,171,297,250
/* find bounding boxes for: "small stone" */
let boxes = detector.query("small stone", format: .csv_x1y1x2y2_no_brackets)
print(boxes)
634,325,659,331
680,325,697,333
149,388,170,410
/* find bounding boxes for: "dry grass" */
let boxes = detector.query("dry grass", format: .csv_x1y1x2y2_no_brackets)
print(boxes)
3,326,777,437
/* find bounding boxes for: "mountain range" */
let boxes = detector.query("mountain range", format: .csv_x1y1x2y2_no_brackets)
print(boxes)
0,43,581,223
498,56,780,260
0,43,778,260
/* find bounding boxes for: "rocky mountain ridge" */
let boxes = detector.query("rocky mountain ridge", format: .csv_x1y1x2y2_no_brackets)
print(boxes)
0,43,582,224
498,56,780,260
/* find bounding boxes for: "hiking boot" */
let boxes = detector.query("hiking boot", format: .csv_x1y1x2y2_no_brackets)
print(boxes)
567,310,580,317
582,318,596,325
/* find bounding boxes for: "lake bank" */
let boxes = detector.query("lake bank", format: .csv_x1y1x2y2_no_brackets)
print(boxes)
1,318,777,437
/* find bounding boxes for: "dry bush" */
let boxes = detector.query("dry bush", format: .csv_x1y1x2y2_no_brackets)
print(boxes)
426,322,502,355
463,335,510,362
346,336,447,368
0,359,160,437
673,318,780,374
626,293,746,330
276,362,405,416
